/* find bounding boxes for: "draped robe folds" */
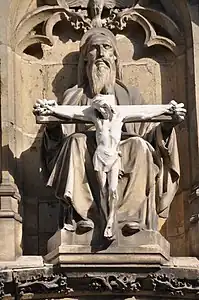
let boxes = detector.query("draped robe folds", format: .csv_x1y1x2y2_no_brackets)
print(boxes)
41,81,180,231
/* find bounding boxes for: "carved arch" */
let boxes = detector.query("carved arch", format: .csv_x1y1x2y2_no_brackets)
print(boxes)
13,0,185,57
0,0,198,257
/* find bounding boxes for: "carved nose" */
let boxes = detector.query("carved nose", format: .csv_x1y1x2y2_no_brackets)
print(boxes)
98,45,105,57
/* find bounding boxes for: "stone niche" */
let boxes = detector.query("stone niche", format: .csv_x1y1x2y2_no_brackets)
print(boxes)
16,2,190,258
1,1,199,300
0,0,198,261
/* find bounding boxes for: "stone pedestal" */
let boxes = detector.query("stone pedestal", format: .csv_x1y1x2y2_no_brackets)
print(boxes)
0,256,199,299
45,229,170,266
0,183,22,260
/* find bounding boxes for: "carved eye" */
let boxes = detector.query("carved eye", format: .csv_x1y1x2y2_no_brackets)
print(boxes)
103,44,112,50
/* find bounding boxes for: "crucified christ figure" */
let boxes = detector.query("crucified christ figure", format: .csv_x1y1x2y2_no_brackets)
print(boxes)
34,95,184,240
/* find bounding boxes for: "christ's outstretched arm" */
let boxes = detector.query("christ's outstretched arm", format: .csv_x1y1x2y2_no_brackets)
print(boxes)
33,99,93,123
120,103,185,122
48,105,93,122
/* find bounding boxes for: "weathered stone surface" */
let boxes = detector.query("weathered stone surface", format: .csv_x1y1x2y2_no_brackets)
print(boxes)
161,191,188,257
1,259,199,299
46,229,170,266
0,213,22,261
0,0,198,261
0,256,44,269
0,184,22,260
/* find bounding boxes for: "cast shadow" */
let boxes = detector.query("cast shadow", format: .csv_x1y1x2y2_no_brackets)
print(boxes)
2,126,59,256
52,51,79,104
37,0,57,6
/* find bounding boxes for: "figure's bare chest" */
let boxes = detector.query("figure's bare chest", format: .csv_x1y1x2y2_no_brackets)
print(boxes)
96,116,123,143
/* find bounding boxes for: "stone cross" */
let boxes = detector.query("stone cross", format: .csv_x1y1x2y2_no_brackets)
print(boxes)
34,95,178,239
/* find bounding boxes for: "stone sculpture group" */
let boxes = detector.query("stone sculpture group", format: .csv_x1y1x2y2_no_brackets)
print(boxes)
34,27,186,243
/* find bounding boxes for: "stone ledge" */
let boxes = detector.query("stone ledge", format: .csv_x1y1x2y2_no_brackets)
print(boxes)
0,259,199,299
0,183,20,200
45,245,169,267
0,211,22,222
46,229,170,266
164,257,199,268
0,256,44,269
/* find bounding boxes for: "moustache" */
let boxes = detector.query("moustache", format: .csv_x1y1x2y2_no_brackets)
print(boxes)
94,58,111,69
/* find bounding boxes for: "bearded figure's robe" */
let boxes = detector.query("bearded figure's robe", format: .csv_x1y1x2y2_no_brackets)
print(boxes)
41,81,180,231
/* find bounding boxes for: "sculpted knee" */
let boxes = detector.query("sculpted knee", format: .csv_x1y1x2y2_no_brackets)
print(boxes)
129,136,148,150
69,133,87,149
70,132,87,142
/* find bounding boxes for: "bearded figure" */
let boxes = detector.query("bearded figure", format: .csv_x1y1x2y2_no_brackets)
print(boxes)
41,28,184,243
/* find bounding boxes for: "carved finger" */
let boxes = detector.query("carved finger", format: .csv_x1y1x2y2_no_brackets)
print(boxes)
175,107,186,112
47,100,57,106
170,100,178,106
33,103,40,108
174,109,187,115
176,103,184,108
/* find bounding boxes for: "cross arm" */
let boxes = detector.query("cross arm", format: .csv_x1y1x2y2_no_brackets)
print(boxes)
119,104,173,123
35,105,94,124
35,104,173,124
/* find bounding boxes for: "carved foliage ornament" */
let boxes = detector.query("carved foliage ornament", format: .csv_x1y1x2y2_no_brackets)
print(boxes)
13,272,199,297
0,277,4,299
16,274,73,296
89,274,141,293
146,273,199,297
89,274,199,296
13,0,184,56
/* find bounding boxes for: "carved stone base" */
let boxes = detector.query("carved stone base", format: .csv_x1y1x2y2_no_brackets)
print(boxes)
0,210,22,261
0,257,198,299
45,229,170,266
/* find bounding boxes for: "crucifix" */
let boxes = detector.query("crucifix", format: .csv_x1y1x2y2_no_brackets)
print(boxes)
34,95,184,239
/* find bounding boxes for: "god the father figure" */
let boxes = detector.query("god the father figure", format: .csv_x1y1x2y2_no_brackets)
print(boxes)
40,28,185,241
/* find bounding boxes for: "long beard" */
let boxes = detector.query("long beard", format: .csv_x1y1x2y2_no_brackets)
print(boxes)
88,61,116,95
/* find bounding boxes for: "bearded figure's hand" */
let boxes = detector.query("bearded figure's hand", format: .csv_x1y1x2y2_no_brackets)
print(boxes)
33,99,58,116
92,94,116,120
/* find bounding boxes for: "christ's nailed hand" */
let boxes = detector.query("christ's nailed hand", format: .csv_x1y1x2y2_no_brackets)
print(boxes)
33,99,57,116
169,100,186,124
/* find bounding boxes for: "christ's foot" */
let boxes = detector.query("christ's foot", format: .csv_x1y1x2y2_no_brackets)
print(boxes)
104,220,116,240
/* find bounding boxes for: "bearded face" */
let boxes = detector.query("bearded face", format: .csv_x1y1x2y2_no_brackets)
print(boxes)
86,37,117,96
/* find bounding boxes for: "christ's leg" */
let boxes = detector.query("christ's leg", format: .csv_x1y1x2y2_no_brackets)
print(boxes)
104,159,119,240
96,169,108,217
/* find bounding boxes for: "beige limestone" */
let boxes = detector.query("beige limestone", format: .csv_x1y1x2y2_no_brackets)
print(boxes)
0,0,198,259
46,229,170,266
0,256,44,269
0,214,22,260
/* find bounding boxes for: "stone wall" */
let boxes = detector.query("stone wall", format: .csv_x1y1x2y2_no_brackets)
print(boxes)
0,0,198,258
